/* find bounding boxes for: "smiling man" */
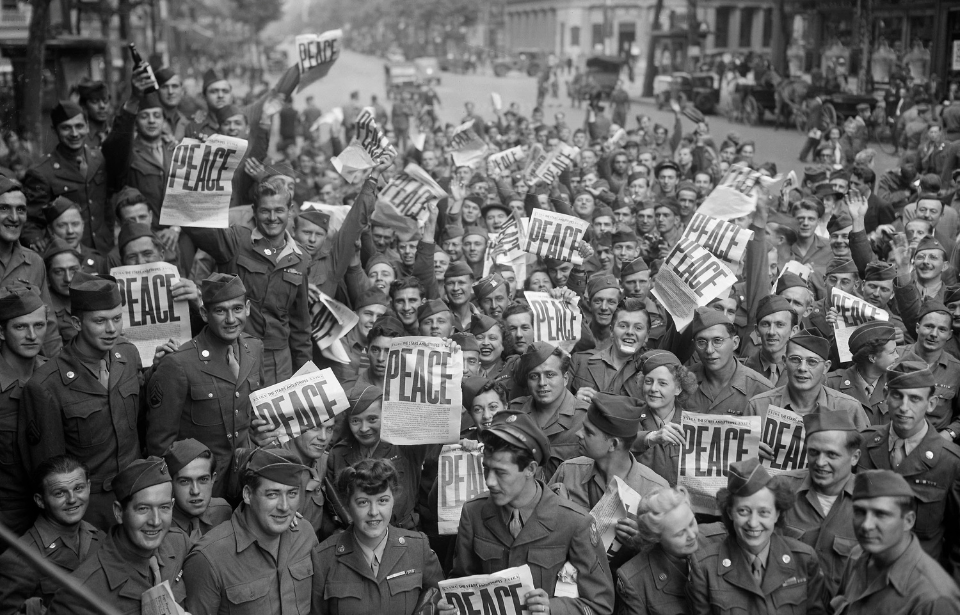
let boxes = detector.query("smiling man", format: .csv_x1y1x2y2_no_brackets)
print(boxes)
331,289,390,392
474,273,510,320
790,199,831,273
911,236,949,302
743,296,800,386
586,273,622,346
571,297,649,401
163,438,231,543
417,298,454,338
389,277,424,335
443,261,479,332
184,448,319,615
355,314,405,389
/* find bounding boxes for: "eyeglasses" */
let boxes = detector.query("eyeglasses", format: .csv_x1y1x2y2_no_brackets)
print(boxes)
694,337,730,350
786,355,823,368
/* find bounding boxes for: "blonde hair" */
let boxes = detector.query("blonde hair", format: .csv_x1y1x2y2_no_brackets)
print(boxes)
635,486,693,551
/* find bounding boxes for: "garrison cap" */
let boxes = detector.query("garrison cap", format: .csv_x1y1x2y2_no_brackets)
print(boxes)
611,229,640,245
587,394,642,438
370,312,405,337
756,295,794,323
0,285,44,319
676,180,698,195
654,160,680,177
826,258,858,276
298,209,330,232
461,376,492,411
201,273,246,306
864,261,897,282
776,272,808,294
815,183,843,200
366,254,398,276
452,331,480,353
442,225,465,241
592,205,615,221
827,212,853,234
69,272,121,312
918,298,951,321
802,411,857,435
620,257,649,278
214,104,244,126
726,458,772,497
42,196,77,224
417,298,451,321
482,411,550,465
356,288,391,310
848,321,897,355
469,313,498,335
473,273,506,301
945,284,960,305
163,438,212,477
886,361,935,390
681,106,706,125
0,176,22,197
654,197,682,217
626,171,646,184
915,235,946,255
114,457,170,502
50,101,84,128
638,349,681,374
517,341,560,382
202,68,228,93
462,225,488,240
853,469,916,500
592,232,612,249
788,329,830,359
246,448,308,487
77,81,107,102
154,67,177,86
586,273,619,298
139,92,162,111
691,307,729,336
114,186,148,211
42,237,80,264
117,222,154,251
444,261,474,280
348,384,383,416
480,201,511,219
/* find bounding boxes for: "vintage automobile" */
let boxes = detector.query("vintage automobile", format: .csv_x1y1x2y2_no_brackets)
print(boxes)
414,57,442,86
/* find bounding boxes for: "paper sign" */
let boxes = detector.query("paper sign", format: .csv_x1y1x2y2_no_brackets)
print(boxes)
761,405,807,474
381,337,463,445
160,135,248,228
651,237,738,331
309,291,358,351
771,260,812,293
449,120,487,168
695,165,761,220
439,565,536,615
491,92,502,111
530,143,578,185
438,444,489,534
295,29,343,91
311,106,343,134
831,288,889,363
249,363,350,443
483,215,525,272
522,209,589,265
111,262,191,365
379,163,448,220
524,291,582,344
331,107,397,183
487,146,525,175
590,476,641,553
678,412,762,514
142,581,184,615
681,213,754,269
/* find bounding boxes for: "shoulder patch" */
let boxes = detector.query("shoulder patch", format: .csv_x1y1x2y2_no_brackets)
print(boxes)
26,420,41,445
590,520,599,547
149,382,164,407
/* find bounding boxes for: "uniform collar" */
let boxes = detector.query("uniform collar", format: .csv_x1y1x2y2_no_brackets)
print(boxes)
250,228,302,259
0,353,45,392
34,514,83,554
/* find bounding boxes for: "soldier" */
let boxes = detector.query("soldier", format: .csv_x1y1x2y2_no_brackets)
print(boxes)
831,470,960,614
571,297,649,401
77,81,111,147
418,298,454,339
0,455,104,612
584,273,622,346
183,177,311,385
0,285,47,537
858,362,960,578
46,457,190,615
146,274,263,497
443,411,615,615
23,101,112,252
474,273,510,319
42,238,82,344
38,197,108,274
329,288,390,392
275,415,339,540
825,321,899,424
443,261,479,331
742,296,799,386
354,314,406,390
21,272,143,530
780,412,862,595
154,67,190,142
162,438,232,543
185,68,232,142
183,449,319,615
0,177,61,355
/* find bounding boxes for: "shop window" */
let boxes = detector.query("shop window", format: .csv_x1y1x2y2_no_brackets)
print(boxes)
739,8,754,48
715,7,730,48
570,25,580,46
762,8,772,48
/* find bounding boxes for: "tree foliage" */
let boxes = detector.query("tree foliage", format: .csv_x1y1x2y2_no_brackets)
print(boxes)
233,0,283,34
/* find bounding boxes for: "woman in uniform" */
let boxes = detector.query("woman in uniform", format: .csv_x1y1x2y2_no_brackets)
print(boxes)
687,458,826,615
472,314,519,390
314,458,444,615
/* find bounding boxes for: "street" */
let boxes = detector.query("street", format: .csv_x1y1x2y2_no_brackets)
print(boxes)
289,49,900,180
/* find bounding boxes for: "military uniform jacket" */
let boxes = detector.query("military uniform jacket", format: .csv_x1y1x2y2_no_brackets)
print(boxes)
184,226,311,370
0,354,45,533
23,144,113,252
510,390,589,479
452,482,615,615
146,329,263,496
684,362,773,417
20,339,143,493
744,385,872,430
824,366,890,426
570,343,641,395
896,348,960,435
308,178,378,298
831,535,960,615
171,498,233,544
183,506,320,615
780,471,858,596
0,241,62,356
46,525,189,615
687,533,826,615
633,409,684,486
548,454,669,511
314,527,443,615
616,538,723,615
278,439,338,540
0,516,104,614
858,422,960,576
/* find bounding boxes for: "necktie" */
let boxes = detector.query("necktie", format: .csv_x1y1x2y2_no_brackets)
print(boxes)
891,439,905,468
509,509,523,538
98,359,110,388
751,558,763,585
864,382,874,398
370,554,379,577
77,154,88,179
227,345,240,379
148,555,162,586
189,517,202,543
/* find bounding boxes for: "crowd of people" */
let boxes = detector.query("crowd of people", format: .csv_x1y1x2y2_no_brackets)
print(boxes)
1,45,960,615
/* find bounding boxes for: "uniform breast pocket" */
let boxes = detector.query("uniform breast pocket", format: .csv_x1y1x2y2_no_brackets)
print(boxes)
62,399,109,447
772,583,808,615
288,555,314,614
474,538,506,573
912,483,947,538
387,571,423,613
526,546,567,590
118,377,140,431
323,582,364,615
708,589,751,615
225,576,273,615
237,256,268,303
0,409,18,465
189,385,225,426
831,536,858,559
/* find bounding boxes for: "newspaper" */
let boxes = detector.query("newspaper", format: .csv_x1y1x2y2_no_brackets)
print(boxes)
295,29,343,91
771,260,813,293
249,362,349,443
522,209,589,265
524,291,581,344
678,412,762,514
160,135,248,228
142,581,184,615
487,145,525,175
111,262,191,364
309,291,358,352
483,214,526,276
438,444,489,534
589,476,641,554
439,565,537,615
379,163,448,221
651,237,738,331
529,143,578,185
831,288,889,362
761,405,807,475
381,337,463,445
331,107,397,183
449,120,488,168
681,213,754,271
695,165,761,220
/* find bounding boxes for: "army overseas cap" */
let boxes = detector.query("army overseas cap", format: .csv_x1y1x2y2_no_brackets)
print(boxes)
638,349,681,375
620,257,648,278
517,341,559,382
691,307,729,336
452,332,480,354
848,321,897,355
611,229,640,245
469,313,498,335
802,411,857,435
586,273,619,298
473,273,506,301
463,225,488,240
139,92,162,111
444,261,474,280
826,258,858,276
214,104,244,126
163,438,212,477
788,329,830,360
0,176,22,197
42,237,80,264
417,298,451,321
826,212,853,234
853,469,916,501
246,448,308,487
756,295,793,323
587,393,642,438
371,312,405,337
298,209,330,232
592,232,612,249
886,361,935,390
726,458,772,497
114,186,148,210
50,101,84,128
114,457,170,502
592,206,615,221
356,288,391,310
69,272,121,312
154,67,177,87
864,261,897,282
348,384,383,416
482,411,550,466
654,197,682,217
945,285,960,305
42,196,78,224
117,222,154,251
918,298,951,321
915,235,946,254
775,272,807,294
202,68,228,93
77,81,107,101
442,225,465,241
0,285,44,319
201,273,246,306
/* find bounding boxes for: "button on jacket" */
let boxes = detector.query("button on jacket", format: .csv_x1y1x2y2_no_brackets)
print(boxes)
314,527,443,615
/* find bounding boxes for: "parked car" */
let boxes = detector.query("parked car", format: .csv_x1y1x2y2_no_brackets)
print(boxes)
414,57,441,85
493,49,547,77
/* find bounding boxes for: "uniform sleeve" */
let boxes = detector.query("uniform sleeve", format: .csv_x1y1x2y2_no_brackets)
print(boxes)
181,226,241,264
420,533,444,594
550,515,614,615
450,503,481,578
21,167,52,246
288,269,313,372
100,108,137,193
412,241,440,300
0,543,40,615
182,551,222,615
615,567,646,615
145,355,188,457
328,178,378,286
803,551,828,615
947,468,960,589
686,554,712,615
741,232,769,331
37,268,63,357
20,378,64,473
